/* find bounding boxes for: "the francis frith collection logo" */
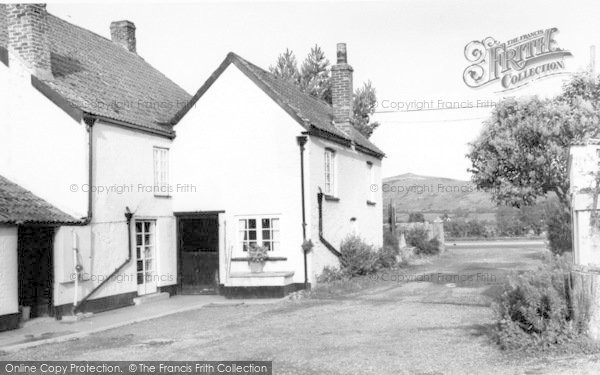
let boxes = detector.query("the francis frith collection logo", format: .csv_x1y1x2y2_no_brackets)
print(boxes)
463,28,572,91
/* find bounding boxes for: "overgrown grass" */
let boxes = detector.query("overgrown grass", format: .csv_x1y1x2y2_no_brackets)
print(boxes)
492,253,600,354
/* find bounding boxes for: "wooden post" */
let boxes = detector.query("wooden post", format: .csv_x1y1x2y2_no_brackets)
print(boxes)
570,268,600,340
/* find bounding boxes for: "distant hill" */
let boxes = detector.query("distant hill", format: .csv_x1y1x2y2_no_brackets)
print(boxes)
382,173,497,221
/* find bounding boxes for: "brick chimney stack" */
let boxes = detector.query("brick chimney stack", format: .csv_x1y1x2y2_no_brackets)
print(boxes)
331,43,354,135
0,5,8,49
110,20,136,53
6,4,52,79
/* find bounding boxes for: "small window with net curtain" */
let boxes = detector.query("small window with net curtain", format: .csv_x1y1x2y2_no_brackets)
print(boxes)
238,216,280,252
153,147,169,196
324,148,336,196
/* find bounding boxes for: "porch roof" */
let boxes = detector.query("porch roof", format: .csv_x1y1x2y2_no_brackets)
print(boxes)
0,175,79,225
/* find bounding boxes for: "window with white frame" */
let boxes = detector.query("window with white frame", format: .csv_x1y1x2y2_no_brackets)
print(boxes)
238,216,280,252
367,161,375,202
324,148,336,196
135,220,156,286
153,147,169,196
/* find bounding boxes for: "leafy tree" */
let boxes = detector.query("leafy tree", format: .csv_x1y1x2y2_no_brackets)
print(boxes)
270,45,379,138
468,72,600,252
269,49,300,84
299,45,331,103
408,212,425,223
468,72,600,211
352,81,380,138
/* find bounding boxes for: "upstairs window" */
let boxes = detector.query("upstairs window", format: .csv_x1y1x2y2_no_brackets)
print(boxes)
324,148,336,196
153,147,169,196
367,161,375,202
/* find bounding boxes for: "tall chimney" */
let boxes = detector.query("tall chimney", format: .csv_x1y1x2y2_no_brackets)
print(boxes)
6,4,52,79
0,4,8,49
331,42,354,135
110,20,136,53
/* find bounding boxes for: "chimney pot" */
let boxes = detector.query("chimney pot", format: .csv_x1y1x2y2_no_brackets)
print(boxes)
6,3,52,79
110,20,136,53
337,43,347,64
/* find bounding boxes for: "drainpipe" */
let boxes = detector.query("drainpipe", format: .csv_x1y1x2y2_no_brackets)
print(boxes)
74,207,133,313
73,116,95,225
296,135,309,290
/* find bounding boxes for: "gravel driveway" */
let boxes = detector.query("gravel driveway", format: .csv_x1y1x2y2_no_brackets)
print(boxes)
2,241,599,374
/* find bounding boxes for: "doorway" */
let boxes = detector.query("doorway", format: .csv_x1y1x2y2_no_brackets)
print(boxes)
18,226,55,318
177,213,220,294
136,220,158,295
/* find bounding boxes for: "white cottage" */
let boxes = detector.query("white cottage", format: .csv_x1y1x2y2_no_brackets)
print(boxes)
0,4,190,331
169,45,384,297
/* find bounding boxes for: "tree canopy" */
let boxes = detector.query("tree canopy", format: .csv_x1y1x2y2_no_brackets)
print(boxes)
269,45,379,138
468,72,600,210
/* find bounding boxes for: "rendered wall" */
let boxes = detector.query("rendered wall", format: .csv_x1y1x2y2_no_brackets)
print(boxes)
53,122,177,307
307,136,383,283
171,65,307,284
0,226,18,317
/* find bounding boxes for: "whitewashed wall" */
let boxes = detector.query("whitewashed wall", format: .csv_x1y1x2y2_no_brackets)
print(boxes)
53,122,177,306
172,65,307,284
306,137,383,283
0,226,18,317
1,56,177,309
0,53,87,218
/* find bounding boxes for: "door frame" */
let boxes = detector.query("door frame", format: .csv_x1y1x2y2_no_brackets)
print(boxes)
17,225,56,318
175,211,224,294
134,218,158,296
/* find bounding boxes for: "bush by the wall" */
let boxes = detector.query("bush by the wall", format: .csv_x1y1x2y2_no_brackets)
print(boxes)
316,266,348,283
377,246,397,269
492,255,582,350
339,235,379,276
545,203,572,255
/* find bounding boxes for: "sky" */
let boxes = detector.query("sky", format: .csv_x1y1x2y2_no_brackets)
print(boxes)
44,0,600,180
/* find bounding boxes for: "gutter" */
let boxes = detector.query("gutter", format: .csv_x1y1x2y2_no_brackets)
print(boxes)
317,190,342,258
70,116,95,225
296,136,309,289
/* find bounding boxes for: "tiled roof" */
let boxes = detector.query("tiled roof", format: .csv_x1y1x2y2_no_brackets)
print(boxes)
0,175,79,225
171,53,385,158
2,10,191,134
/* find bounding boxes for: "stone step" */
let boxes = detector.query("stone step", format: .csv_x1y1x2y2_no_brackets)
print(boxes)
133,292,170,306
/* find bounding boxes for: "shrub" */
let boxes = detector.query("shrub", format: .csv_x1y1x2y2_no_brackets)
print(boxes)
317,266,348,283
339,235,379,276
404,228,440,255
545,203,572,255
404,227,429,246
492,255,581,350
377,246,397,269
408,212,425,223
383,231,400,253
417,238,440,255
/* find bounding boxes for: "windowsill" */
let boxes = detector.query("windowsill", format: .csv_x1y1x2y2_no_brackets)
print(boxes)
324,195,340,202
366,200,376,206
231,256,288,262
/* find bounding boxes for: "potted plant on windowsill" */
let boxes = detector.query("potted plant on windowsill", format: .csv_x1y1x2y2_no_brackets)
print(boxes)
248,244,268,273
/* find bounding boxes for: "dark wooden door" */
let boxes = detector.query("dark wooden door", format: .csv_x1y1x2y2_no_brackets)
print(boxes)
178,215,219,294
18,226,54,318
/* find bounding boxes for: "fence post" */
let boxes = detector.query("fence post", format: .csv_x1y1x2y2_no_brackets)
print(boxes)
433,217,445,253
